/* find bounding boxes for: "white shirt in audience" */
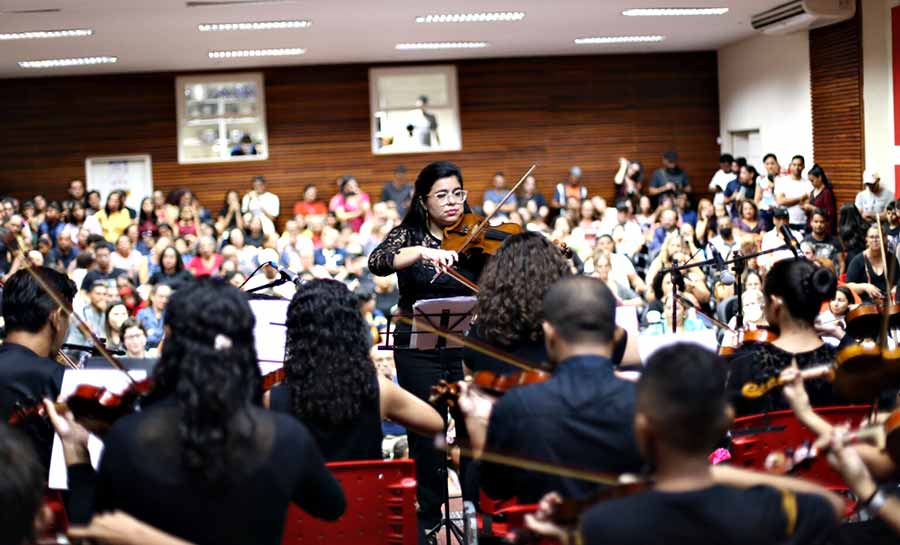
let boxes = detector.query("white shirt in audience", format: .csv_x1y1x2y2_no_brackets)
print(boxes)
774,176,813,225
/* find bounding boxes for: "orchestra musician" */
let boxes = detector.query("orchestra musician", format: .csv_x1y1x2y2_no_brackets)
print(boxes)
0,268,76,470
51,279,346,543
525,344,843,545
458,276,643,502
368,161,487,533
726,258,842,416
266,278,443,461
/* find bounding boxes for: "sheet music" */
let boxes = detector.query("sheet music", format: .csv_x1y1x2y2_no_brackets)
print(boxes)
249,298,290,365
411,296,477,350
637,329,718,363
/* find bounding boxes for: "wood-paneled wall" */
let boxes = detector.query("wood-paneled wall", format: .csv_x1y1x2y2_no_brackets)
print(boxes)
0,53,720,222
810,1,865,206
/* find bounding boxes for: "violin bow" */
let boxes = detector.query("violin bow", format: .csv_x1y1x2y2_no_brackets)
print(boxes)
430,262,479,293
455,164,536,255
10,236,136,384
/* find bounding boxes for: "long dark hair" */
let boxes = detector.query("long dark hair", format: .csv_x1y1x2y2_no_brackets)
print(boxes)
808,163,832,189
401,161,467,235
285,279,377,426
473,232,572,346
764,258,836,325
838,203,869,254
160,245,185,274
151,279,260,488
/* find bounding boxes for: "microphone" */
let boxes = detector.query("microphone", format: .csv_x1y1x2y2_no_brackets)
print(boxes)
779,224,800,258
258,249,297,287
708,244,735,285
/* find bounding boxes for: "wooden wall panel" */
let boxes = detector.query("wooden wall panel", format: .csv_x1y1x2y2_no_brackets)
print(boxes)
0,53,719,223
810,2,865,206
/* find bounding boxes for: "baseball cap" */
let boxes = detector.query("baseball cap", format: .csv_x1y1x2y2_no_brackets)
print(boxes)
663,151,679,162
394,165,407,173
772,206,789,218
863,169,880,185
570,166,582,177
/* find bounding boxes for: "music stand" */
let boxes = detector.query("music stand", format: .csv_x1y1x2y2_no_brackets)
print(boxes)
381,296,476,545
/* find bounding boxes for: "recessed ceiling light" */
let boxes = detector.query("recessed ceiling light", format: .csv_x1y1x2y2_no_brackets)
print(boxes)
415,12,525,23
198,20,311,31
0,28,93,40
575,35,665,44
623,7,729,16
208,47,306,59
18,56,117,69
396,42,489,50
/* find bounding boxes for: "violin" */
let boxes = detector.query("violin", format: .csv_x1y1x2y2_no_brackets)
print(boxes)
719,327,778,357
261,367,285,391
429,369,551,407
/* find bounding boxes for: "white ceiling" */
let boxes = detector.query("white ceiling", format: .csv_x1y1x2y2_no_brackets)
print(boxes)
0,0,786,79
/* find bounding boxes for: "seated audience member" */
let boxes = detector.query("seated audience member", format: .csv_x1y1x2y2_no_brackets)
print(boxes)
51,279,346,540
293,184,328,219
525,344,842,545
459,276,643,503
55,231,79,271
313,227,347,272
111,234,147,281
727,258,842,416
856,169,894,223
38,201,65,247
268,279,442,461
175,206,200,238
104,302,129,352
0,268,76,470
147,246,193,292
758,207,800,273
615,157,644,205
243,217,266,248
723,163,757,218
120,318,154,358
519,174,549,219
648,208,679,255
593,252,642,309
803,208,843,271
94,191,134,243
215,190,245,236
707,215,740,260
845,225,899,304
552,166,587,210
734,199,762,235
482,172,517,216
329,176,371,233
80,242,127,291
66,280,109,349
645,293,710,335
241,175,279,235
594,235,646,296
379,166,413,216
187,236,223,278
137,284,171,348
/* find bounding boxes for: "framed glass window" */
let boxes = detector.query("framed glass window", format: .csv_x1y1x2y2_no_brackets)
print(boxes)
175,72,268,164
369,65,462,155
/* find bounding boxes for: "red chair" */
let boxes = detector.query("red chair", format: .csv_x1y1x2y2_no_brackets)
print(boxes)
730,405,872,488
281,459,417,545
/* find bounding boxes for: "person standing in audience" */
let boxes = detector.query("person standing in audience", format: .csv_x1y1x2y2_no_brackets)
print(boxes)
458,276,643,503
482,172,517,216
804,164,837,234
137,284,171,348
756,153,780,230
293,184,328,219
329,176,371,233
707,153,736,205
775,155,812,232
241,175,279,235
723,164,757,218
268,279,442,461
94,191,134,243
64,179,87,210
845,225,899,304
855,170,894,223
552,166,588,211
648,151,691,207
525,344,842,545
51,279,347,541
380,165,413,216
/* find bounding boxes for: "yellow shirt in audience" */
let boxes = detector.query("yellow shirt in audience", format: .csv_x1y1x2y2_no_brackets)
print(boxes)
94,209,133,242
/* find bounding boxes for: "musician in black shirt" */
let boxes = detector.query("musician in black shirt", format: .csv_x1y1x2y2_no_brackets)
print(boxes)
525,344,842,545
53,279,345,544
0,267,75,470
368,161,486,530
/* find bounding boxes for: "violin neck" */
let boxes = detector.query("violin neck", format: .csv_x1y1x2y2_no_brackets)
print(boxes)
797,364,834,382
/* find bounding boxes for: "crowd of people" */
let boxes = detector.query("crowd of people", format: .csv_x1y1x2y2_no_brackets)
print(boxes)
1,151,900,545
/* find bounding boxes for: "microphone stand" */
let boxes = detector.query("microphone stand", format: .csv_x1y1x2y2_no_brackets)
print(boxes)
244,275,291,295
659,257,717,333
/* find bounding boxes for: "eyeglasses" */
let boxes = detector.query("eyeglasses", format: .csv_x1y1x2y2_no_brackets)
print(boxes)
124,333,145,340
427,189,467,205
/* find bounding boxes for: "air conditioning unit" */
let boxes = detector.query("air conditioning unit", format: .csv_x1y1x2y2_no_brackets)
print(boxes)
751,0,855,34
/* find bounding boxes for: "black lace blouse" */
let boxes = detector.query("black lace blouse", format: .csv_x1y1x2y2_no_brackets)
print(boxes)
368,224,485,312
726,342,843,416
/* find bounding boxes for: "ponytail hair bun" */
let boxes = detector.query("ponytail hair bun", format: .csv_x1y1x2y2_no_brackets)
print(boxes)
809,267,836,300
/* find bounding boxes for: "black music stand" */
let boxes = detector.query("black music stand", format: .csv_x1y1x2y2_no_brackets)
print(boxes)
381,296,476,545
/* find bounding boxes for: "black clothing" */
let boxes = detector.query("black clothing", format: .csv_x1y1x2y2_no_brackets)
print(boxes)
147,269,194,292
368,224,484,312
649,167,690,207
846,252,900,303
481,355,643,502
727,342,843,416
803,234,842,269
0,343,64,470
217,207,239,233
81,267,127,291
269,381,382,462
579,484,836,545
380,183,413,216
67,401,345,545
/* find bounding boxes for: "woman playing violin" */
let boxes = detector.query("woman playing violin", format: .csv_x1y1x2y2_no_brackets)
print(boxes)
845,225,900,304
368,160,488,531
726,258,843,416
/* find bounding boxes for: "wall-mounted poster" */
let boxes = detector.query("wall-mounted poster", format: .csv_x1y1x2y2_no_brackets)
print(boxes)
175,72,268,164
369,65,462,155
85,154,153,211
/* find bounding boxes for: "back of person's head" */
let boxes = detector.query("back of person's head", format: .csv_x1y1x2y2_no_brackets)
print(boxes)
542,276,615,345
402,161,466,230
285,279,377,426
636,344,729,455
2,268,75,334
151,279,259,488
475,232,572,346
0,424,45,545
764,258,836,324
75,252,94,269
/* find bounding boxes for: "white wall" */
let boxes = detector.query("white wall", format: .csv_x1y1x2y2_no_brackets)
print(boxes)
862,0,896,190
718,31,813,172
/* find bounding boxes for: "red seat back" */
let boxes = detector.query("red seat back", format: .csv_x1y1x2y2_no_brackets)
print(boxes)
281,459,417,545
730,405,872,488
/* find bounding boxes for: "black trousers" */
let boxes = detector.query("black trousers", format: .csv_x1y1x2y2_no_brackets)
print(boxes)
393,341,466,525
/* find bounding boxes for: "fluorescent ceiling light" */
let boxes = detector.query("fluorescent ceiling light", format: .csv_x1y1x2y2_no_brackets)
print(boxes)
18,56,117,69
0,28,93,41
208,47,305,58
415,12,525,23
623,7,729,16
198,20,311,31
575,35,665,44
396,42,489,50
